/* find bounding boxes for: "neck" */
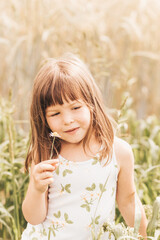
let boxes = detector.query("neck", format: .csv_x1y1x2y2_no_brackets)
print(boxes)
60,135,101,162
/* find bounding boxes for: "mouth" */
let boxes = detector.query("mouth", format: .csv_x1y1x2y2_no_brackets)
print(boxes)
64,127,80,133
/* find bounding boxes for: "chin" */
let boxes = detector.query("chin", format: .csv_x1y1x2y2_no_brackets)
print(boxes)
62,138,82,143
64,138,84,144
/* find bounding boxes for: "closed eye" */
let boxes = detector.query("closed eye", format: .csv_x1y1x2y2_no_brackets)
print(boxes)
73,106,81,110
51,112,60,117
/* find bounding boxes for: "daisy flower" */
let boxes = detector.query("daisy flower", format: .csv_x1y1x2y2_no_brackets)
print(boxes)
49,132,61,159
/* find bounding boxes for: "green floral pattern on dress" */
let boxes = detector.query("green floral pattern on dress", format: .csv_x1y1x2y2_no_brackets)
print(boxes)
48,212,73,238
22,152,118,240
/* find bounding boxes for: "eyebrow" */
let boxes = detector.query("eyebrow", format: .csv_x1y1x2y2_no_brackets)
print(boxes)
46,101,81,112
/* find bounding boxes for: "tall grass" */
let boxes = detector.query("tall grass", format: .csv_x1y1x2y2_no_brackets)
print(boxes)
0,0,160,121
0,96,29,240
116,93,160,204
0,0,160,238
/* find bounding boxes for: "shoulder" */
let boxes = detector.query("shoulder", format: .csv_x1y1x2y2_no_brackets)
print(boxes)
113,136,134,171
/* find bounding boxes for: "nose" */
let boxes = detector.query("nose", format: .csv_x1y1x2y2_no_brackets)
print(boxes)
63,113,74,125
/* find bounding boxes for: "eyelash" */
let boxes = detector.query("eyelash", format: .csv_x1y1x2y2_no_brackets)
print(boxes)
50,106,81,117
51,112,60,117
73,106,81,110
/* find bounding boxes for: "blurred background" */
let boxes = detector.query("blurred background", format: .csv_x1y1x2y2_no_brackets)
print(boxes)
0,1,160,239
0,0,160,124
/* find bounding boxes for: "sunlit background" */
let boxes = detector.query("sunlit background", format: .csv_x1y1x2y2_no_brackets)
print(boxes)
0,0,160,123
0,1,160,239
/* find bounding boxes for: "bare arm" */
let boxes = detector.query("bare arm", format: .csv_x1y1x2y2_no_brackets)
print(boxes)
22,159,59,225
115,137,148,237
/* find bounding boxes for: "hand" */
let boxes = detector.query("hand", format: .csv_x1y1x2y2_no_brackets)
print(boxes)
31,159,59,194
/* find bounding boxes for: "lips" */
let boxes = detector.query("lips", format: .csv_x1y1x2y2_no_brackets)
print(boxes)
64,127,79,133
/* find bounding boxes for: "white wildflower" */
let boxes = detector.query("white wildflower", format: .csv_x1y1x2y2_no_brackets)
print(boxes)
49,132,61,138
49,132,61,159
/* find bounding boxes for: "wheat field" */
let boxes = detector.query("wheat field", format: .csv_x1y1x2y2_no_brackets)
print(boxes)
0,0,160,239
0,0,160,122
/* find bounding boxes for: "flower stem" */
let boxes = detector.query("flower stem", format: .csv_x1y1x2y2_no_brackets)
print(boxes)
92,174,110,237
50,136,55,159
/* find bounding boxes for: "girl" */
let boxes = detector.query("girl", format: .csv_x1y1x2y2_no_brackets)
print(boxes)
21,54,147,240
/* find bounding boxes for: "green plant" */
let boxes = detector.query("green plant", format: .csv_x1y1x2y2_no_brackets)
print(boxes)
0,96,29,240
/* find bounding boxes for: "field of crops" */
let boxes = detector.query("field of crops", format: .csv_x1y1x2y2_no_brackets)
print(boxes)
0,0,160,239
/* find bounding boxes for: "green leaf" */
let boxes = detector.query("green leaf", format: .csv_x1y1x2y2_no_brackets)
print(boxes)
55,166,59,175
147,197,160,236
65,184,71,193
48,227,56,238
66,220,73,224
112,187,115,196
99,183,106,193
61,184,64,192
91,183,96,190
86,205,90,212
29,227,35,236
81,204,87,208
92,157,99,165
63,170,67,177
63,169,72,177
64,213,69,221
86,187,92,191
64,213,73,224
54,210,61,218
86,183,96,191
42,228,47,236
95,215,100,225
80,204,90,212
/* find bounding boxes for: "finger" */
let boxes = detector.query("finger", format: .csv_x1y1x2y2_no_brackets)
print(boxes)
55,163,59,168
36,163,56,173
40,177,54,186
43,159,59,165
45,159,60,169
40,171,54,180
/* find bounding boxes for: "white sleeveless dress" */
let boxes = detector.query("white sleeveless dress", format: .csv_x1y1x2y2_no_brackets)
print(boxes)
21,148,118,240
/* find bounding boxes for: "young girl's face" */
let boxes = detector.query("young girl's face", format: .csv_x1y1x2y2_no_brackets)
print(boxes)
45,99,91,145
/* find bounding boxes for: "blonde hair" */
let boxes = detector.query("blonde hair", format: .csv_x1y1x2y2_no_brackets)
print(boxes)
25,53,114,171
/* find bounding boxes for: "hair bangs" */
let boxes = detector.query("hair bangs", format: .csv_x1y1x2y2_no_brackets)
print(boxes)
44,73,84,109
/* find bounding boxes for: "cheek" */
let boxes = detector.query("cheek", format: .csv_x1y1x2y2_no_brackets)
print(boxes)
46,118,59,131
81,108,91,126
